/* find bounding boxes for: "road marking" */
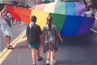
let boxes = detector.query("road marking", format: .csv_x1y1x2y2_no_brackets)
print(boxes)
50,51,52,65
90,29,97,33
0,29,27,64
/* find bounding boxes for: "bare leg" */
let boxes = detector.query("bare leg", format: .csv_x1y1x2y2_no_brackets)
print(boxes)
15,19,17,24
36,49,41,59
52,51,55,60
31,48,36,64
47,44,52,60
12,19,14,24
47,51,51,60
6,36,11,47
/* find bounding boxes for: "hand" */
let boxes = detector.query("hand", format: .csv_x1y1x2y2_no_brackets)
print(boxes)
60,38,63,43
40,34,45,45
40,38,44,45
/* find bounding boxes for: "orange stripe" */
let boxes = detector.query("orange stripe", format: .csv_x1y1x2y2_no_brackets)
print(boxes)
34,4,46,11
88,2,92,6
7,5,31,24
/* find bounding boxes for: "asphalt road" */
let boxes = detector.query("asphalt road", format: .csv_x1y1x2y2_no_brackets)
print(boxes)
0,21,97,65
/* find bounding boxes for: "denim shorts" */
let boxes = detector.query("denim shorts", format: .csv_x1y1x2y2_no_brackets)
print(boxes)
29,42,40,50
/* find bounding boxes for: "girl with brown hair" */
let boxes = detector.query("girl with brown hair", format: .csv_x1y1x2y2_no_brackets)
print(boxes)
43,16,63,65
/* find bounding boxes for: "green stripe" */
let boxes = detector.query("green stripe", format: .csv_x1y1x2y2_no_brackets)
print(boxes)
54,2,65,14
49,13,67,33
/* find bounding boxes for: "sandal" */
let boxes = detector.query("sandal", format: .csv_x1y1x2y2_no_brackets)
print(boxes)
38,57,43,61
7,46,14,49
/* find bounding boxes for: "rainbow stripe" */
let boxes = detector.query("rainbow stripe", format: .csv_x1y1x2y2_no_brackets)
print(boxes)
30,2,85,17
6,5,95,36
87,2,92,8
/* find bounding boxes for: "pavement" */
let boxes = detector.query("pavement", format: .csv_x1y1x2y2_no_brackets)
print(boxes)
0,20,97,65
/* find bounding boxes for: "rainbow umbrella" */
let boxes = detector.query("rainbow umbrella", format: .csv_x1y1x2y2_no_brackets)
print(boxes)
30,2,85,17
6,3,95,36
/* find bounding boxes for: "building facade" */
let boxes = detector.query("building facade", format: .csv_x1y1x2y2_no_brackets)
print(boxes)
0,0,42,7
0,0,97,8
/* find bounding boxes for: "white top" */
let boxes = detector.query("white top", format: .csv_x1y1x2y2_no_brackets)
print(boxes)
29,22,34,28
85,11,92,17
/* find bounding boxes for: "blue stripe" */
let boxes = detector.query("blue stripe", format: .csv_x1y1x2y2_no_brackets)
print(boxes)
60,15,85,36
65,2,76,15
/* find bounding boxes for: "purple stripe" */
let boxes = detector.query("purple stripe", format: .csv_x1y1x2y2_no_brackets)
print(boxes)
76,2,85,16
76,17,95,35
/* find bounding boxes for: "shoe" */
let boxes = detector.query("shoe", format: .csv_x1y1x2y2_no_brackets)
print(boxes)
46,60,50,65
52,60,57,64
38,57,43,61
7,46,14,49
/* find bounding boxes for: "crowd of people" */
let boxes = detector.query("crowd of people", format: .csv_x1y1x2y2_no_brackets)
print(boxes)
84,3,97,20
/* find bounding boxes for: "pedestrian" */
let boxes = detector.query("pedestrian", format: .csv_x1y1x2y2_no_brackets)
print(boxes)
85,7,93,17
95,12,97,20
91,8,96,17
26,15,43,65
0,5,14,49
43,16,63,65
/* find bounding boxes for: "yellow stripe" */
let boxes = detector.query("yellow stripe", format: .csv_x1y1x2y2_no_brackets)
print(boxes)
31,10,49,30
15,30,26,44
0,29,26,64
44,2,56,13
50,51,53,65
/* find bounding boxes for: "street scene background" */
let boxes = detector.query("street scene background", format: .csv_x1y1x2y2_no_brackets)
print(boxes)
0,0,97,65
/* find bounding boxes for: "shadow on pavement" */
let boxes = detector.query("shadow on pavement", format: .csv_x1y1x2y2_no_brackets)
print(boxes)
59,30,97,46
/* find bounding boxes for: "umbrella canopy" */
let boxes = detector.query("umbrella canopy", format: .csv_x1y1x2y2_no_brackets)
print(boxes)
30,2,85,17
6,4,95,36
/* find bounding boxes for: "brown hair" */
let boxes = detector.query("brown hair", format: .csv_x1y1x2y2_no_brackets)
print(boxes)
31,15,37,23
47,16,52,31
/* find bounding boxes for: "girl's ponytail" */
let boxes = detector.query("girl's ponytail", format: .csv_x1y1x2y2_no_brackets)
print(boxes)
47,16,52,31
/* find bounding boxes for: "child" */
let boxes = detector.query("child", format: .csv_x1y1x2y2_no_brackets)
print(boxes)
26,15,43,65
43,16,63,65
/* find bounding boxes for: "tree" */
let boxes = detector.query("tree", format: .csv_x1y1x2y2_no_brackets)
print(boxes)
43,0,50,3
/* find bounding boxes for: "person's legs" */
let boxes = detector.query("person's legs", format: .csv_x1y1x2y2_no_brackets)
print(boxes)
36,43,42,61
31,48,36,64
46,50,51,65
12,18,14,24
52,51,55,60
52,51,57,64
15,19,18,24
36,49,41,59
6,36,13,49
47,51,51,60
6,36,11,47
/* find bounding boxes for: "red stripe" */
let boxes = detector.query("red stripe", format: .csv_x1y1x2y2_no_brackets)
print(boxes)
6,5,31,24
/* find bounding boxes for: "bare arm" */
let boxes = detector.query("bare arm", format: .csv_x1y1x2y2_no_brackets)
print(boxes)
57,33,63,43
2,9,7,16
1,10,7,20
39,34,44,45
1,5,6,14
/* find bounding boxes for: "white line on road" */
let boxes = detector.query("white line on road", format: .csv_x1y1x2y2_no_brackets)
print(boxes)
90,29,97,33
